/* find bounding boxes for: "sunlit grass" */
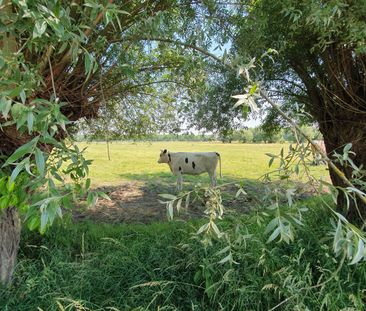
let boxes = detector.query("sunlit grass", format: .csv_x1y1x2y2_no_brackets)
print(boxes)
77,141,329,187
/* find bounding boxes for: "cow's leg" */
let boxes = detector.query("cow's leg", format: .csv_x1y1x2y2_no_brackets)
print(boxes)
176,173,183,192
209,170,217,187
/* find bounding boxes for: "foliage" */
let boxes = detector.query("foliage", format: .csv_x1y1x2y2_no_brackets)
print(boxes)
0,0,215,234
182,69,249,140
0,0,117,234
231,71,366,264
229,0,366,217
75,0,232,141
1,199,366,310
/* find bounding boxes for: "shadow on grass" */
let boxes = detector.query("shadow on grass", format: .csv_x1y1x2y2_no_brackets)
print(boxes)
74,172,319,224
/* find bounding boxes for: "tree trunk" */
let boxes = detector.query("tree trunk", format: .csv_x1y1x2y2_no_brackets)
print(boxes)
320,117,366,222
0,207,21,286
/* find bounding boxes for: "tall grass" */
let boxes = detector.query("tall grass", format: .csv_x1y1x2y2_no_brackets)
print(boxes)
1,198,365,310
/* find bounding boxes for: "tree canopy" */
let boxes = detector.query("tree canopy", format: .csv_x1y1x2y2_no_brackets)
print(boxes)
0,0,218,284
229,0,366,219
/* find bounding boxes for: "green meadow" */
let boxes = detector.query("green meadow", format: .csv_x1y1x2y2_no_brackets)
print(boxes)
79,141,328,187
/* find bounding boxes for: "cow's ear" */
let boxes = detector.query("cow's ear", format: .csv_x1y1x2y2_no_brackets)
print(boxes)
163,149,167,154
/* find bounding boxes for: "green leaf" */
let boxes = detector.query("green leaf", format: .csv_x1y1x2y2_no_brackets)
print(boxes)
85,178,91,190
24,160,34,176
40,209,49,234
349,238,365,265
215,246,231,256
20,89,26,104
0,195,10,209
268,157,274,167
35,148,45,175
98,191,111,200
286,188,296,207
8,86,22,98
27,215,40,231
176,198,182,212
197,223,209,235
0,97,12,119
218,253,232,264
33,20,47,38
6,178,15,193
3,136,39,166
249,83,257,95
10,162,25,183
343,143,352,154
0,177,6,195
27,111,34,133
159,193,177,200
167,201,174,220
11,102,26,117
87,192,98,207
267,227,281,243
265,218,279,234
211,221,222,238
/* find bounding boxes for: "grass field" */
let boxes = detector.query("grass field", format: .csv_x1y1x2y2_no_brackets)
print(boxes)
1,142,363,311
78,141,329,187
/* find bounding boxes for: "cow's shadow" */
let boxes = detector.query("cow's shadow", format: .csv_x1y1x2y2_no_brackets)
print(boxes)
73,173,322,224
73,173,254,224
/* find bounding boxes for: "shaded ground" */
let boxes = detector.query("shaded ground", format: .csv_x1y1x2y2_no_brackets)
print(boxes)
74,181,175,224
73,181,250,224
73,178,322,224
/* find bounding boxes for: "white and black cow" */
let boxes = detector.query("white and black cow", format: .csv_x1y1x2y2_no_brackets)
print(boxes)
157,149,222,191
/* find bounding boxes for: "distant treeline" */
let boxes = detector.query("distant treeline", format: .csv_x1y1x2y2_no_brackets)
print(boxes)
76,126,322,143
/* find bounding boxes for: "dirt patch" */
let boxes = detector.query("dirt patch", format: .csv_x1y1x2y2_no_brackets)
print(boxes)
72,180,325,224
72,180,253,224
73,182,204,224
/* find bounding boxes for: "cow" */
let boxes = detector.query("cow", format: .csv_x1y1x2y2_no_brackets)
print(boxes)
310,140,327,165
157,149,222,191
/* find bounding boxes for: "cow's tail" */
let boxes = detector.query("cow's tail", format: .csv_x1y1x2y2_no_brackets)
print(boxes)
217,152,222,178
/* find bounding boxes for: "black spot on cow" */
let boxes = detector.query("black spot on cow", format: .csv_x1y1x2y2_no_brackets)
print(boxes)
185,157,188,163
179,166,182,171
216,152,220,157
163,149,167,154
192,161,196,169
168,153,171,162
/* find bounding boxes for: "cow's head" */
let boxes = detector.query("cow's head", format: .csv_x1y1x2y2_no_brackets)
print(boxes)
157,149,169,163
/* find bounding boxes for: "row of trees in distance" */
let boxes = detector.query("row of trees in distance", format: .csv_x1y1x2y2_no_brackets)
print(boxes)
77,126,321,144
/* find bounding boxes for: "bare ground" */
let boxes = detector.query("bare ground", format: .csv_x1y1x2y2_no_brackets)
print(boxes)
72,180,322,224
72,181,253,224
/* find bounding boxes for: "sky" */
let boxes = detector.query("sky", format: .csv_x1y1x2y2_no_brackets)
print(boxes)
243,116,262,128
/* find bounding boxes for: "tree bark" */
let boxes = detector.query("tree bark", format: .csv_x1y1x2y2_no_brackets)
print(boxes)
319,112,366,222
290,44,366,223
0,0,21,286
0,207,21,286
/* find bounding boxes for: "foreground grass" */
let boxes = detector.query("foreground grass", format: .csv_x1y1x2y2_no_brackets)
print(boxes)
77,141,328,187
1,198,365,310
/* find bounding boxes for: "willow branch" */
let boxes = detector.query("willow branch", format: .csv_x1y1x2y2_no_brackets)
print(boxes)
140,37,366,207
121,37,224,64
259,90,366,206
49,0,113,79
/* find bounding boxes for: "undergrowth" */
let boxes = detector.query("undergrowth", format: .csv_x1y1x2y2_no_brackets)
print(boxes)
1,197,365,310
